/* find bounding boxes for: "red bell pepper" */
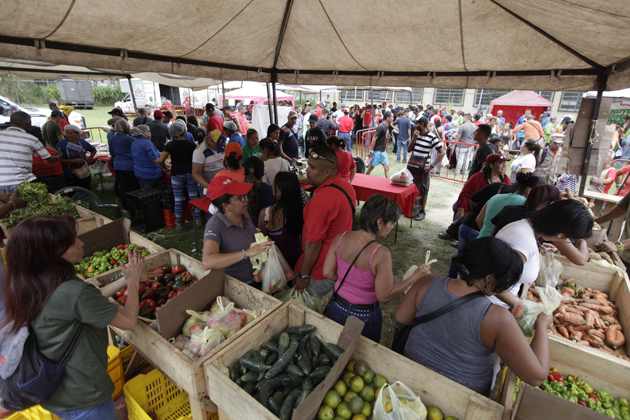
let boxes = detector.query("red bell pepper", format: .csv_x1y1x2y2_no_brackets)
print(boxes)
140,299,157,312
157,298,167,306
171,264,184,275
548,372,564,383
117,296,127,304
115,288,126,298
179,271,192,283
167,291,178,299
191,279,198,284
177,286,188,295
109,259,118,266
117,244,125,250
140,288,155,300
151,282,162,291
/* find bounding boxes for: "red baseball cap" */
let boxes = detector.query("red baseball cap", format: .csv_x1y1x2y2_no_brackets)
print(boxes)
154,110,164,118
206,176,252,200
486,153,510,164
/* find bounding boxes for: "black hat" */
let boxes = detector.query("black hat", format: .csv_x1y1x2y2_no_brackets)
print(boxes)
108,108,123,116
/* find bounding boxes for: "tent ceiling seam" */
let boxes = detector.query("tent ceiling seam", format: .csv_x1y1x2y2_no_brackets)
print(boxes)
179,0,255,58
317,0,368,71
559,0,629,19
458,0,468,72
43,0,76,39
491,0,604,71
273,0,294,69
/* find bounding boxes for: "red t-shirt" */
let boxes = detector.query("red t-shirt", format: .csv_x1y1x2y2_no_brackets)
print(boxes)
335,150,356,182
238,114,247,135
296,175,357,280
456,173,511,213
602,167,616,194
338,115,353,133
363,110,373,126
616,166,630,196
206,113,225,135
316,106,323,118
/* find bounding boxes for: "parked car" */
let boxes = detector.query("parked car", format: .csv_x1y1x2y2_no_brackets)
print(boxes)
0,95,86,129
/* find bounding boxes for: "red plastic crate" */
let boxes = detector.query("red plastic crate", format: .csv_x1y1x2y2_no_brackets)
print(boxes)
32,148,63,177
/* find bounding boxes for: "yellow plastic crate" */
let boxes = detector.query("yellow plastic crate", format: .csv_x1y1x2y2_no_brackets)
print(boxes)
6,406,60,420
123,369,217,420
107,345,124,399
119,344,150,375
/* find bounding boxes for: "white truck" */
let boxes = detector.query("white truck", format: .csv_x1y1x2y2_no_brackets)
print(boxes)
115,78,216,113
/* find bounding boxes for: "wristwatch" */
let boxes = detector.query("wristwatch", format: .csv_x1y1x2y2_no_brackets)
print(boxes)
300,275,310,281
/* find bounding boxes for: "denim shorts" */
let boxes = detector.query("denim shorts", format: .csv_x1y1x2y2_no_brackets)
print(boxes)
325,298,382,342
50,397,119,420
370,151,389,166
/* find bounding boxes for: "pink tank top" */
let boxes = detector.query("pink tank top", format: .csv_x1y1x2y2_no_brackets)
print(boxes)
334,231,381,305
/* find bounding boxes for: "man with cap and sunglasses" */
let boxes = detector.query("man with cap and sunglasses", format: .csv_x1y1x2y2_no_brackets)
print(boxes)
278,110,300,163
295,146,357,296
147,110,171,152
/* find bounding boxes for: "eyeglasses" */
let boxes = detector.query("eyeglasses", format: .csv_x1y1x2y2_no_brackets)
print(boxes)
309,151,335,165
231,195,247,203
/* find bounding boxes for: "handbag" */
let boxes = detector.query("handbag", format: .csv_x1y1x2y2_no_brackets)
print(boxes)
72,162,91,179
446,211,474,240
0,324,84,411
391,291,484,355
326,239,376,310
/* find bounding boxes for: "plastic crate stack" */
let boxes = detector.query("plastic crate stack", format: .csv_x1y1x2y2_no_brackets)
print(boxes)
32,148,66,194
151,180,175,211
163,204,192,229
126,188,164,233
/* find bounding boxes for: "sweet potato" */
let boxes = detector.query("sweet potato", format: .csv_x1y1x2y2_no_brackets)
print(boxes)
570,331,583,341
581,333,603,348
584,310,596,328
565,306,585,315
558,325,570,340
577,340,591,346
606,325,626,349
561,296,577,305
579,302,613,314
560,312,585,326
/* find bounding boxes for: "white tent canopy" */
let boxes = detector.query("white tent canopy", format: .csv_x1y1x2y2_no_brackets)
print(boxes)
0,0,628,91
220,85,294,106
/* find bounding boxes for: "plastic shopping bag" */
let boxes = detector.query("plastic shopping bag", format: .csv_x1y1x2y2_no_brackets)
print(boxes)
261,245,295,293
373,381,427,420
188,327,224,358
514,252,563,337
390,169,414,187
206,297,246,338
277,286,326,313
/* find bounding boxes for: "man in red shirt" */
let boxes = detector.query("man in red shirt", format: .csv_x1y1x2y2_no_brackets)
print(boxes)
337,111,354,153
205,103,225,135
295,146,356,296
362,105,373,129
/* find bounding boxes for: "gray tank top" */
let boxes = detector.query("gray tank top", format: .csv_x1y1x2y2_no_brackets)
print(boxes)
403,276,495,395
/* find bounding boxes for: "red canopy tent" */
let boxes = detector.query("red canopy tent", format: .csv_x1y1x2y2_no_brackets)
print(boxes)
489,90,554,126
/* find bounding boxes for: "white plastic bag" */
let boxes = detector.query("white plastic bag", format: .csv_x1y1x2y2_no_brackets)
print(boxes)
261,245,294,293
278,286,326,313
188,327,224,358
390,169,414,187
373,381,427,420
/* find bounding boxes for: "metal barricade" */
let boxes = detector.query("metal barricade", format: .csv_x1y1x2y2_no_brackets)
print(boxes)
355,127,377,160
429,139,479,183
81,126,108,144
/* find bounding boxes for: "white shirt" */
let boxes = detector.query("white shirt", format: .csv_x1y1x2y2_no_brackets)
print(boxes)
489,219,540,308
263,157,291,186
509,153,536,183
0,127,51,186
192,141,224,183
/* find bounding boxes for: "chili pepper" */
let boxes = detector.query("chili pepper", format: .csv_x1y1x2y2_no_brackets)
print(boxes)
578,400,587,407
151,282,161,291
109,259,117,266
117,296,127,304
140,288,155,300
171,264,184,275
168,291,177,299
177,286,188,295
179,271,192,283
589,393,599,402
548,372,564,383
140,299,157,312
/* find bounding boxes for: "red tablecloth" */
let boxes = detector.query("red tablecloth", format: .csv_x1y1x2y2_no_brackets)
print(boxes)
351,173,418,217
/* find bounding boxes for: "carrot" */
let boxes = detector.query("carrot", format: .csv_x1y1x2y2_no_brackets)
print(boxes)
556,306,567,314
565,278,576,284
601,315,618,326
530,288,540,298
570,331,583,341
558,325,570,340
552,316,561,325
606,325,626,349
549,325,559,336
560,312,585,326
577,298,607,306
588,329,605,340
620,355,630,361
561,287,575,297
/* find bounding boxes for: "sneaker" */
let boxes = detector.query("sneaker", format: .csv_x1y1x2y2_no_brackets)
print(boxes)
414,211,426,221
438,232,452,241
450,241,459,249
176,223,184,232
402,160,407,164
195,219,203,228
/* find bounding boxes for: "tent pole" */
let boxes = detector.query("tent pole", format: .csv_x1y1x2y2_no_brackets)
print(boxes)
221,79,226,107
578,73,608,197
126,75,138,114
370,87,374,110
266,83,274,124
272,79,279,124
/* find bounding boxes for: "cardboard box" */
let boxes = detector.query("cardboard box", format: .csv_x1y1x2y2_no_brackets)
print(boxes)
569,98,613,149
206,301,505,420
111,270,281,420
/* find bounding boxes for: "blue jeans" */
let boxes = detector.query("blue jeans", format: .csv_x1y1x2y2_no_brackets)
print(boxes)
171,173,201,223
50,397,119,420
325,298,383,343
137,177,162,189
339,132,352,155
0,184,20,194
448,224,480,278
396,140,409,162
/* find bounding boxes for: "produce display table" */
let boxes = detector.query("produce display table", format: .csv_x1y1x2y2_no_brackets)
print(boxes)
107,266,281,420
205,301,505,420
583,191,624,241
351,173,418,219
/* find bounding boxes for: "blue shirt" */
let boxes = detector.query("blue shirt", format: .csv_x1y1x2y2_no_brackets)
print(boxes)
185,132,195,143
131,137,163,179
541,117,550,128
56,138,97,179
279,124,299,159
109,133,136,171
228,133,245,147
393,117,412,141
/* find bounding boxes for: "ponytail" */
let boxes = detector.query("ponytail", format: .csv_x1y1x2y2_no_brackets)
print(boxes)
243,157,264,220
522,140,542,168
325,135,346,150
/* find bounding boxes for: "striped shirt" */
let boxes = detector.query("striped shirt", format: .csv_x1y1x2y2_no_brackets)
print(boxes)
0,127,51,186
410,130,442,160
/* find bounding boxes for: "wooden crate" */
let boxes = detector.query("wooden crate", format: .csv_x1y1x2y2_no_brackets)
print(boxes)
205,301,505,420
111,270,281,420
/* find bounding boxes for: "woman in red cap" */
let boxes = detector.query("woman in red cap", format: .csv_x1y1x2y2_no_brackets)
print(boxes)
202,176,273,285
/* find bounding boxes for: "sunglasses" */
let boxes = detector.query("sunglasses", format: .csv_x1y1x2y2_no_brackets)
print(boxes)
231,195,247,203
309,151,335,165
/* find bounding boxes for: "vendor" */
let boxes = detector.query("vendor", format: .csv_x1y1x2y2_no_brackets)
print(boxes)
130,124,163,189
56,124,97,190
395,237,552,396
202,176,273,285
0,215,144,418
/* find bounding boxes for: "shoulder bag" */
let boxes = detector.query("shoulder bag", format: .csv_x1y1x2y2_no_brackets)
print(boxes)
327,239,376,309
0,324,84,411
391,291,484,355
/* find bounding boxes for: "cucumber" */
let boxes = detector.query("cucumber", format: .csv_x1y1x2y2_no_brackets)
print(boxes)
310,335,321,357
265,339,299,379
239,363,247,375
257,371,265,381
255,378,269,391
245,349,257,360
278,332,290,354
235,377,243,386
322,343,344,361
259,348,269,359
265,351,278,366
252,350,264,362
282,374,303,388
297,335,312,375
241,371,259,383
228,366,236,381
286,325,315,335
285,363,305,377
311,355,320,369
243,382,256,395
295,378,313,408
308,365,331,380
240,357,271,373
272,390,285,405
268,390,284,416
262,341,280,354
318,353,330,366
258,374,287,409
279,389,301,420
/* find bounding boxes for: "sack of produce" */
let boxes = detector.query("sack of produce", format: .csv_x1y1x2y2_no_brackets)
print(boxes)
261,245,294,294
188,327,224,358
390,169,414,187
278,286,325,313
206,297,246,338
373,381,427,420
182,310,213,337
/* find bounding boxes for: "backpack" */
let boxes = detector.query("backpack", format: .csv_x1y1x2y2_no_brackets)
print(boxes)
0,325,83,411
540,147,548,164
